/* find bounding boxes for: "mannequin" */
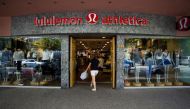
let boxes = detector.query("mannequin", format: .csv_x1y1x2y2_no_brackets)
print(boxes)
41,48,51,81
2,48,12,66
13,48,24,71
162,49,172,83
145,49,154,83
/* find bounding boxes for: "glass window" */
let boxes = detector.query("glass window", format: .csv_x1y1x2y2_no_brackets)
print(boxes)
123,38,190,87
0,37,61,86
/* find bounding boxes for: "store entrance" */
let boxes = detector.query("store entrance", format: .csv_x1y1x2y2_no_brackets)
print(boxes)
70,36,116,88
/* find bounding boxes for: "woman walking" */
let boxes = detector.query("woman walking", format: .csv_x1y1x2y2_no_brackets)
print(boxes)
86,54,99,91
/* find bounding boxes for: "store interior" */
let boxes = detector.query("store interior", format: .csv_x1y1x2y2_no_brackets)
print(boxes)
73,37,113,83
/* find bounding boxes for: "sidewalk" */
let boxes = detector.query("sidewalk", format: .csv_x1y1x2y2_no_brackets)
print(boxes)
0,83,190,109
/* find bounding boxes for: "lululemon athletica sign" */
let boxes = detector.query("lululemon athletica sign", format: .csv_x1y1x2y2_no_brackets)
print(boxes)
34,12,149,26
86,12,99,24
176,16,190,31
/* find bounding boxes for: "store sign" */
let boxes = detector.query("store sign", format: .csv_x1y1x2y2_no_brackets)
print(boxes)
176,16,190,31
34,12,149,26
86,12,99,24
34,16,83,26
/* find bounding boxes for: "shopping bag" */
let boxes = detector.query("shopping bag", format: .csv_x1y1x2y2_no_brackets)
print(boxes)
80,71,88,80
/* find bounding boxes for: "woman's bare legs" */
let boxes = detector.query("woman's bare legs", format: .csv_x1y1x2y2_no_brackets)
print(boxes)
90,79,93,87
91,76,96,91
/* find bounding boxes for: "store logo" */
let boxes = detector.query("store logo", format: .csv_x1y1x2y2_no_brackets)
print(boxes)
33,13,149,26
86,12,98,24
176,16,190,31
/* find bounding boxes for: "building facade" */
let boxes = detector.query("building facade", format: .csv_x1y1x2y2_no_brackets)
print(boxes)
0,11,190,89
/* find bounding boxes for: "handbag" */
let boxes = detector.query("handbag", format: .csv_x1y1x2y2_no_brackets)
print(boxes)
80,71,88,80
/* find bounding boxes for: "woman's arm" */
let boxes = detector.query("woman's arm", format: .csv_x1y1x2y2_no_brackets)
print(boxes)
86,63,91,71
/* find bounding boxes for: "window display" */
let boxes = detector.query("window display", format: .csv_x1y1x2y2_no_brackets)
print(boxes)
124,38,190,87
0,37,61,86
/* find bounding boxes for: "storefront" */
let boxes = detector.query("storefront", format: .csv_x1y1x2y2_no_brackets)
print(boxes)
0,11,190,89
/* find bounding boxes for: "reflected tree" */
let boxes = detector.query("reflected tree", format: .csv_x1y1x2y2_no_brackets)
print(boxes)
32,38,61,50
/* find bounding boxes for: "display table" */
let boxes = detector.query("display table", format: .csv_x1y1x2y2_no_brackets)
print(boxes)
5,67,35,78
174,82,183,86
155,82,165,86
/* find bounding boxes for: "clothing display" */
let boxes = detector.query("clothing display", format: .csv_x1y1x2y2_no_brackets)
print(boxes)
164,59,171,65
13,50,24,61
0,50,2,61
13,50,24,71
124,59,133,67
51,51,61,60
52,60,61,79
2,50,12,63
0,37,62,87
42,49,51,60
0,66,6,80
27,51,37,59
98,57,104,68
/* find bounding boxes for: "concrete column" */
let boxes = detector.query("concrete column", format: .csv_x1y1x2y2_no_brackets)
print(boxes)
61,35,69,89
116,35,125,89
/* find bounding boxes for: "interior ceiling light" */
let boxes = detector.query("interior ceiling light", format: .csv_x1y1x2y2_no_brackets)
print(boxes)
102,37,106,39
107,42,110,43
105,44,107,45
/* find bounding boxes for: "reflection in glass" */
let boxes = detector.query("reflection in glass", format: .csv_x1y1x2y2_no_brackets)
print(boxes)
0,37,61,86
124,38,190,87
